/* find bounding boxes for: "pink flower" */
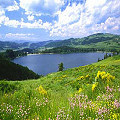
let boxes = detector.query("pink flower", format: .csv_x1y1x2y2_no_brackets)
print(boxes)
80,112,84,116
118,88,120,92
114,99,120,108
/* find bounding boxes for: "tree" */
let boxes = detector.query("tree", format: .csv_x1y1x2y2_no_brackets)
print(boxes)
5,49,16,59
58,62,64,71
97,58,100,62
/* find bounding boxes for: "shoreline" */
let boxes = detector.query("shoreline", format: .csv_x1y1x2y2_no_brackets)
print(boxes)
27,51,109,56
27,53,55,56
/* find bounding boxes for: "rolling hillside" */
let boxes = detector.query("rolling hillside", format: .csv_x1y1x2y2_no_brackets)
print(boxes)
1,33,120,53
45,33,120,47
0,55,120,119
0,40,59,52
43,33,120,52
0,41,30,52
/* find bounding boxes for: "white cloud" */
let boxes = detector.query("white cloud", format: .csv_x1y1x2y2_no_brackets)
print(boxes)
4,18,20,28
20,0,64,15
0,1,19,27
112,26,119,30
6,1,19,11
0,8,7,26
0,8,5,16
0,9,52,30
27,15,34,21
0,0,19,11
42,22,52,30
50,0,120,37
20,19,52,30
0,0,120,39
0,8,20,28
5,33,37,40
55,3,82,26
92,17,120,33
6,33,33,37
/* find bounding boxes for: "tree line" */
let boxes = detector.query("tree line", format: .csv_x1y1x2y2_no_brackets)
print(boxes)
41,46,120,54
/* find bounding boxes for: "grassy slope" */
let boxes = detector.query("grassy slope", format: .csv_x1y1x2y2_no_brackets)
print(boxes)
0,55,120,119
74,39,120,51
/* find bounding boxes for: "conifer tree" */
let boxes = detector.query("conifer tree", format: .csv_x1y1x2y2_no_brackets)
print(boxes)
58,62,64,71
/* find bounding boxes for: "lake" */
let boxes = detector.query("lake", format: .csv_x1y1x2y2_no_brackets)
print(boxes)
13,52,105,75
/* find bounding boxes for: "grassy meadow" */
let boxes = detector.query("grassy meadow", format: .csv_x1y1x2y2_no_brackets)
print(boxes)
0,55,120,120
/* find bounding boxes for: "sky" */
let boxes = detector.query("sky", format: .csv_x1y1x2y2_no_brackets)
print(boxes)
0,0,120,42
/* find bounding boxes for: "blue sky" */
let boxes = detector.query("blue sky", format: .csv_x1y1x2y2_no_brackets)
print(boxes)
0,0,120,42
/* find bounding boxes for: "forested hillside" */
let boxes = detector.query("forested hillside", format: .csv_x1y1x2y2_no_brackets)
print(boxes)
0,41,30,52
45,33,120,48
1,33,120,53
43,33,120,53
0,57,40,80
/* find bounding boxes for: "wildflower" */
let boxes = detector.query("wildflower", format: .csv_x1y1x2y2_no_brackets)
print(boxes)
96,96,100,100
81,76,84,79
96,71,101,78
118,88,120,92
85,75,89,78
114,99,120,109
92,82,98,91
62,75,67,78
112,113,117,119
80,112,84,116
78,88,82,93
37,85,47,95
95,71,115,83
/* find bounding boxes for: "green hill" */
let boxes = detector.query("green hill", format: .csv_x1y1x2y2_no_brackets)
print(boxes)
44,33,120,52
0,41,30,52
0,58,40,80
1,33,120,53
0,55,120,119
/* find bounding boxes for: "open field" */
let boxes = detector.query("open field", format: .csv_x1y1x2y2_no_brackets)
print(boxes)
0,55,120,120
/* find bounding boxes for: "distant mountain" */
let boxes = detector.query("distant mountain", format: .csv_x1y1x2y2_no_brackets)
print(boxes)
0,40,60,52
29,40,60,49
45,33,120,48
0,33,120,53
0,41,30,52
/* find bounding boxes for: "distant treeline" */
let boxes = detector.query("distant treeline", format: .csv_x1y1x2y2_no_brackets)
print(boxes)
41,46,120,54
98,52,120,62
0,48,33,60
0,57,40,81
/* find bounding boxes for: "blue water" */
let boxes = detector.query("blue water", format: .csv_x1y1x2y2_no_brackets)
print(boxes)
13,52,105,75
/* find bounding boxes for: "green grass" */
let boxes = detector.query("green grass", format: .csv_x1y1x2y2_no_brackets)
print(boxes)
73,40,120,51
93,55,120,66
0,55,120,120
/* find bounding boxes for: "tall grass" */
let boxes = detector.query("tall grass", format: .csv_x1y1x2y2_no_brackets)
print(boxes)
0,55,120,120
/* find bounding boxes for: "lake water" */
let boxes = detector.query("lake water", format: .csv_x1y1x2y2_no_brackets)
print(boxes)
13,52,105,75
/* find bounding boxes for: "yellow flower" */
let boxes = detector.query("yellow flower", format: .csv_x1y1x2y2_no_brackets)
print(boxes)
37,85,47,95
77,76,84,80
62,75,67,78
78,88,82,93
81,76,84,79
92,82,98,91
85,75,89,78
95,71,115,83
112,113,117,119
